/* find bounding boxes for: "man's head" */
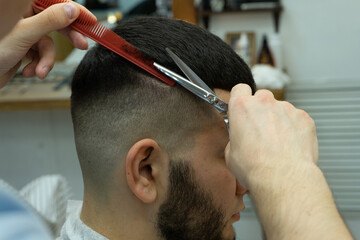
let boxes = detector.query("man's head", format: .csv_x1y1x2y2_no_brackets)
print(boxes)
71,17,255,240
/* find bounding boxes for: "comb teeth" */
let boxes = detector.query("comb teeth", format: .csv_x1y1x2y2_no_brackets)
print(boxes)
73,11,108,38
74,9,98,27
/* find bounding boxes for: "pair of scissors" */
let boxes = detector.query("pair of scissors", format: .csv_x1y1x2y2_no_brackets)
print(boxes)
153,48,229,132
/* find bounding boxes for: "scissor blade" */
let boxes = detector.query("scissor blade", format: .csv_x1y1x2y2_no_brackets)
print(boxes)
154,62,209,98
154,62,228,113
165,48,216,95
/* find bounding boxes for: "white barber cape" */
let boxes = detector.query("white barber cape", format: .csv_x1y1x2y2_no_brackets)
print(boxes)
0,180,52,240
58,201,108,240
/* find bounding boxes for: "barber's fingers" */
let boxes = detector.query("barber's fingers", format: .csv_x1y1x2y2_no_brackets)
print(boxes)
22,50,40,78
36,35,56,79
0,61,22,88
224,141,240,182
20,2,96,44
228,84,253,121
280,100,295,111
228,87,277,136
58,28,88,50
279,100,314,128
254,89,275,100
20,3,79,43
278,100,319,165
225,142,230,164
21,36,56,79
230,84,253,99
228,86,278,119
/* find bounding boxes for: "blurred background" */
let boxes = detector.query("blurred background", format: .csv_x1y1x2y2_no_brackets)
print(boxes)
0,0,359,239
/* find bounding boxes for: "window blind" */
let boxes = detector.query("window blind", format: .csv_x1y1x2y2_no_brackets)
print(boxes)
286,81,360,212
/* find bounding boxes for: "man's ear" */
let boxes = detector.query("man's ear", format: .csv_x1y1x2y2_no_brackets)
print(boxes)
125,139,167,204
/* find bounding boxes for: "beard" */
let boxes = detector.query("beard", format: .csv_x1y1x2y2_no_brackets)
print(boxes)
156,160,235,240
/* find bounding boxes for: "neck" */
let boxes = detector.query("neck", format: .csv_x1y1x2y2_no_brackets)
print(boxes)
80,193,162,240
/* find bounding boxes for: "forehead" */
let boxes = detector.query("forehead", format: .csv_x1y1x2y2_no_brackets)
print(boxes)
169,88,230,161
188,88,230,157
206,88,229,135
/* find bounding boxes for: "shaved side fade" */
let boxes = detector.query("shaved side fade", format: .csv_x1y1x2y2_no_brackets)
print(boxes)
71,17,256,197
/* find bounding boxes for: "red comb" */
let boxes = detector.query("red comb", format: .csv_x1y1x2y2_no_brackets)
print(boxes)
33,0,175,86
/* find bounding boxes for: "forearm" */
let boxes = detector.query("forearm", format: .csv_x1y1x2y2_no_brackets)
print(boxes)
248,164,353,240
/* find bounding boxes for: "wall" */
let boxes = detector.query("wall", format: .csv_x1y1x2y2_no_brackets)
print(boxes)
0,110,83,199
118,0,144,13
209,0,360,82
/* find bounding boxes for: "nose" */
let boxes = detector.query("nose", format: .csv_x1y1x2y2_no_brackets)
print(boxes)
235,179,248,196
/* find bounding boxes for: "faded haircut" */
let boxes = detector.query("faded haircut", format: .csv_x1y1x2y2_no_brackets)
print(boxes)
71,17,256,194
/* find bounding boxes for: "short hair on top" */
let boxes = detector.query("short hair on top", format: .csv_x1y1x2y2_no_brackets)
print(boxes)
71,16,256,195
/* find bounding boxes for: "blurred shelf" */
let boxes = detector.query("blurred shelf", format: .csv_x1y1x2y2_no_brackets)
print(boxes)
198,6,283,32
0,82,71,111
90,9,123,21
198,6,282,16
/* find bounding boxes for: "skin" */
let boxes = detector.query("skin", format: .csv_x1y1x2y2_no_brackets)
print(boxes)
157,159,229,240
80,89,248,240
0,1,95,88
225,84,353,240
187,118,247,240
80,86,353,240
187,89,246,240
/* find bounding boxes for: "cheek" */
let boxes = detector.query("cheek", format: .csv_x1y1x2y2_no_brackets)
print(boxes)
222,223,235,240
196,163,237,208
213,171,237,204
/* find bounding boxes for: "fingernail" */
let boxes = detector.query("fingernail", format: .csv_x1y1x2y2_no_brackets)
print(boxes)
43,66,50,76
64,3,76,19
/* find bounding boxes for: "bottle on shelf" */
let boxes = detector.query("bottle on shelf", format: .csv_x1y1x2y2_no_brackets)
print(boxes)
234,33,251,66
268,33,283,70
210,0,225,12
156,0,173,17
201,0,211,10
257,34,275,66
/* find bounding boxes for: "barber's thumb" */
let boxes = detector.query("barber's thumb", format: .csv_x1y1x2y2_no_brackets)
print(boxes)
230,84,253,99
225,142,246,186
225,142,231,166
225,142,239,177
21,3,80,43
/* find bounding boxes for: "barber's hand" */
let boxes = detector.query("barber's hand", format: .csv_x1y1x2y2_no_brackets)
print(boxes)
224,84,354,240
0,2,96,88
225,84,319,189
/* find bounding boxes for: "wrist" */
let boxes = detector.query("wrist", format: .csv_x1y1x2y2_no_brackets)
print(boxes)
247,163,351,239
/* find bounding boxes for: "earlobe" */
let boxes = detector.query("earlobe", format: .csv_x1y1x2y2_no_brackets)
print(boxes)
125,139,163,204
